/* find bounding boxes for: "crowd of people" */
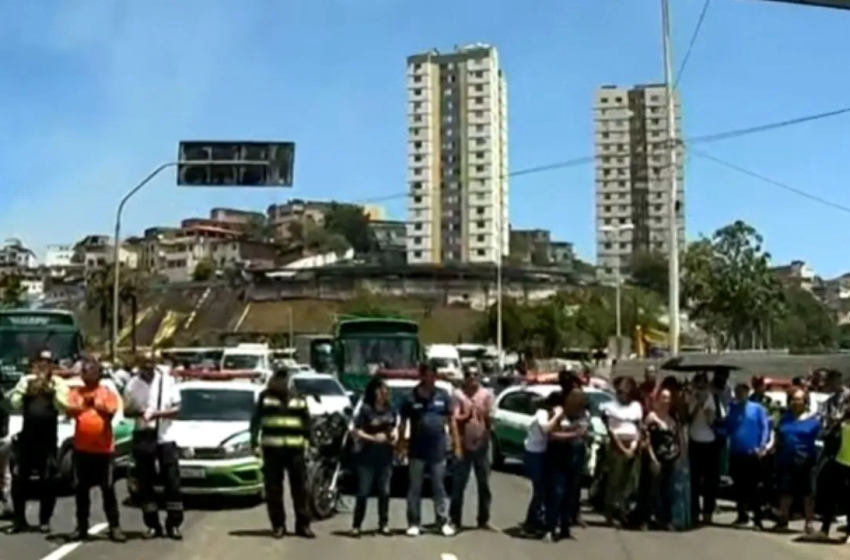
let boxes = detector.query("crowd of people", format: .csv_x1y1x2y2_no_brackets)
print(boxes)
3,350,850,547
532,365,850,543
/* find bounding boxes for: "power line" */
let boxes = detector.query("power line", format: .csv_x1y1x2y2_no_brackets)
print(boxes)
356,105,850,206
688,106,850,145
674,0,712,88
689,147,850,214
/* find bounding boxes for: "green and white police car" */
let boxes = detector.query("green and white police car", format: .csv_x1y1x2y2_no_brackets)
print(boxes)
126,376,264,501
489,383,614,480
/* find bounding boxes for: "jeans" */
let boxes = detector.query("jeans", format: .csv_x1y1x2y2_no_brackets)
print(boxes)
819,459,850,535
546,440,586,533
407,458,448,527
352,461,392,529
450,447,492,527
523,450,546,529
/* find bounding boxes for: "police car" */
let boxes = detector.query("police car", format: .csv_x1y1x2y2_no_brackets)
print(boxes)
489,382,614,482
289,371,350,417
126,372,265,501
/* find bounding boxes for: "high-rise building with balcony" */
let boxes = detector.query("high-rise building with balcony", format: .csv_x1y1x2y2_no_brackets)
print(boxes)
594,84,684,277
406,44,509,265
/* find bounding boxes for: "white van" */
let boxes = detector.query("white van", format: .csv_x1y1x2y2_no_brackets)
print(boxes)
220,343,274,382
425,344,462,380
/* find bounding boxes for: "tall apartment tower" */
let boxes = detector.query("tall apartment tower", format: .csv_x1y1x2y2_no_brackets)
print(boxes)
594,84,684,277
405,44,509,266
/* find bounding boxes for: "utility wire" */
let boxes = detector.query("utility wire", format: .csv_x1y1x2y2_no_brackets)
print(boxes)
689,147,850,214
356,106,850,205
674,0,712,89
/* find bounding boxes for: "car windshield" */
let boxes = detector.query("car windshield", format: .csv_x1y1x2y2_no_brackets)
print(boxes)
586,391,614,416
179,389,256,421
292,377,345,397
222,354,260,370
429,357,459,369
0,330,80,364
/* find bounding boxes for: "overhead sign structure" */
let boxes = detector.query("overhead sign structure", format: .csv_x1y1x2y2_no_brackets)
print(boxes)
177,141,295,187
757,0,850,9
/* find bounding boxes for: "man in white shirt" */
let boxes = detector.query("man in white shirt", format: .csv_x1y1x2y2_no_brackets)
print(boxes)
688,373,720,525
123,356,183,540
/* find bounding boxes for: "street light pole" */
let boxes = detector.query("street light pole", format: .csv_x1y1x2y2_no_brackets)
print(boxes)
496,188,504,371
111,162,177,360
602,223,633,359
661,0,681,357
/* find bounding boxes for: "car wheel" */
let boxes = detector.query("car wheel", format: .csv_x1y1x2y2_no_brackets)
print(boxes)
489,435,505,470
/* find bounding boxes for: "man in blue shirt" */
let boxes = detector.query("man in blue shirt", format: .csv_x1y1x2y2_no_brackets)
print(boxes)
398,362,461,537
724,382,771,529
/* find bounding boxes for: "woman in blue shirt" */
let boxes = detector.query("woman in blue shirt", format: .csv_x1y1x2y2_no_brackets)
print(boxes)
772,388,820,534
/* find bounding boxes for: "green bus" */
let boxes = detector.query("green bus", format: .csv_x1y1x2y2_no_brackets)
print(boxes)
335,316,421,393
0,309,84,388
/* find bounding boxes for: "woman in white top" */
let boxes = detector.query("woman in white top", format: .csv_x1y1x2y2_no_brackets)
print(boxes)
522,392,563,536
603,376,644,527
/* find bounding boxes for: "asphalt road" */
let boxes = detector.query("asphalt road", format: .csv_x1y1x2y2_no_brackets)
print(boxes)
4,467,850,560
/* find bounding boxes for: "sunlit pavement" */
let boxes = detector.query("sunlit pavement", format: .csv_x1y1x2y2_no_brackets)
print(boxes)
5,468,850,560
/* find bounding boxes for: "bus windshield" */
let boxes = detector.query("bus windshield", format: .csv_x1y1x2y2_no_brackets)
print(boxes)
341,337,418,372
0,330,81,364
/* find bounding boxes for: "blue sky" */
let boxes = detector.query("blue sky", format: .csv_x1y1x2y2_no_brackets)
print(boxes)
1,0,849,276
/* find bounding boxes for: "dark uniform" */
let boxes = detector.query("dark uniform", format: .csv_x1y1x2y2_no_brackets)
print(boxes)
7,372,67,533
250,385,314,538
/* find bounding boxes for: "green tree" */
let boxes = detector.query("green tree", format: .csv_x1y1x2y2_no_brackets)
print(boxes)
629,251,669,299
192,257,216,282
324,203,374,254
771,286,837,350
475,297,536,350
0,274,26,308
340,290,404,318
682,220,784,349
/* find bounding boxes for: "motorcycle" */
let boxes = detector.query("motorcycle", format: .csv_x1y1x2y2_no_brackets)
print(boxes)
305,411,350,520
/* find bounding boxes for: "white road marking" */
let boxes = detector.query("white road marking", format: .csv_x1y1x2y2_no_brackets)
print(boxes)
39,522,109,560
441,554,459,560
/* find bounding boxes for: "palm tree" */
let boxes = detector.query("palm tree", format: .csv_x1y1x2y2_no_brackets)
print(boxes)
86,265,144,353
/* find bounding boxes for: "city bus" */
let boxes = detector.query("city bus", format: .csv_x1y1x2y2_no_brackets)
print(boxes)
0,308,84,388
335,316,421,393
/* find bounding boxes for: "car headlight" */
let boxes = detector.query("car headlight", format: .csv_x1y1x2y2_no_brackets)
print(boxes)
179,447,196,459
223,440,253,458
221,430,254,459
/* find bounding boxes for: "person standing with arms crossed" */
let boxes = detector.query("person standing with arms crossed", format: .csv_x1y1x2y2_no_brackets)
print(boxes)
449,366,494,531
6,350,67,534
249,368,315,539
123,355,183,540
66,361,126,542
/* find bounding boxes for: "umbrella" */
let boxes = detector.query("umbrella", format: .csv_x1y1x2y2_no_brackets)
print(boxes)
660,356,741,374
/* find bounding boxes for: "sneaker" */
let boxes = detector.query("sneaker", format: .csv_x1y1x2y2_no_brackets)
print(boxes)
378,526,391,536
350,528,361,538
441,523,455,537
272,527,286,539
406,526,421,537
